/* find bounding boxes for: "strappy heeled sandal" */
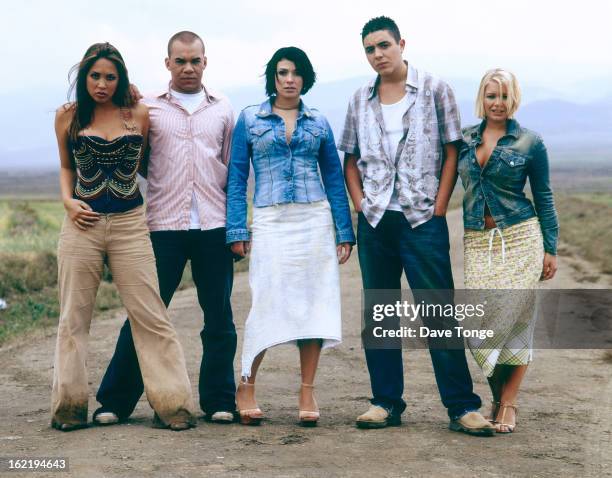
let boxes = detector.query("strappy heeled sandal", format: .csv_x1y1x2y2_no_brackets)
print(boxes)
298,383,320,427
237,381,264,426
495,403,518,434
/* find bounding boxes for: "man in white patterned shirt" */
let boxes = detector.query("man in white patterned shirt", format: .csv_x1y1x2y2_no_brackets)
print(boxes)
339,16,494,436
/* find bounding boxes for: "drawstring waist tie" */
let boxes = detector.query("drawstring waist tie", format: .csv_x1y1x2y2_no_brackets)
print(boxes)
487,227,506,268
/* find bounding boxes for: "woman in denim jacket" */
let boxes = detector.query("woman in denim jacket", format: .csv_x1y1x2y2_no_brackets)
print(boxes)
226,47,355,426
457,68,559,433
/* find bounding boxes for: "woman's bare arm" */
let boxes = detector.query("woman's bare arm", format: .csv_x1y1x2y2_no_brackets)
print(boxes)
55,105,100,230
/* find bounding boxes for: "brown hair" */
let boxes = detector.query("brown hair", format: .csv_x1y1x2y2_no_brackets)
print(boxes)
66,42,133,141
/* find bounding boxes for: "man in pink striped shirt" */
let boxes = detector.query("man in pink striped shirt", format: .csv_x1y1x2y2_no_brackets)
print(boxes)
94,31,237,425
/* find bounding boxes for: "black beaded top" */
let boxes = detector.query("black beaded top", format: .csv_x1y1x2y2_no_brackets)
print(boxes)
71,109,144,214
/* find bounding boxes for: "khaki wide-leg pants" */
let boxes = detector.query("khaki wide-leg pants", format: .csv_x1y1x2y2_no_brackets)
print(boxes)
51,206,195,428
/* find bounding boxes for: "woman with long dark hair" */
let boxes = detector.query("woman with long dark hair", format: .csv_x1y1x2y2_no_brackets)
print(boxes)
226,47,355,426
52,42,196,431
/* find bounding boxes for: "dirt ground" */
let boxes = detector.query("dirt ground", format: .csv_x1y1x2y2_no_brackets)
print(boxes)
1,210,611,478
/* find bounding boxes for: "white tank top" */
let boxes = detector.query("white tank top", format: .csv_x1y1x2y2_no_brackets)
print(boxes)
381,94,409,212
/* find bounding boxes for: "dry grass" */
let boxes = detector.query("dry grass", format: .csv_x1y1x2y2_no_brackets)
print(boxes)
0,200,122,344
555,193,612,274
0,199,249,345
0,250,57,297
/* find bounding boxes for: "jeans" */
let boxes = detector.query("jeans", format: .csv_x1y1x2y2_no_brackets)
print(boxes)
96,228,236,417
357,211,481,420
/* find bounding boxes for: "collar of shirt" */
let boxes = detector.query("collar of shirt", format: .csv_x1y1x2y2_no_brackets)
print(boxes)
470,118,521,145
255,98,314,120
367,61,418,101
365,62,419,164
152,82,219,109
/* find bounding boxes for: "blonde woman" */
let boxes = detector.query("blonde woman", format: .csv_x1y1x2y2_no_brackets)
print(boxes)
457,69,559,433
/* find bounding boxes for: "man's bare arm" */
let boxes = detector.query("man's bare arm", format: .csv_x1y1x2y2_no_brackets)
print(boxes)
434,142,458,216
343,153,364,212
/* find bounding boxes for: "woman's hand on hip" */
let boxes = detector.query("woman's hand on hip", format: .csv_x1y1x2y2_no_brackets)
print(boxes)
337,243,353,265
231,241,251,257
64,198,100,230
541,252,557,280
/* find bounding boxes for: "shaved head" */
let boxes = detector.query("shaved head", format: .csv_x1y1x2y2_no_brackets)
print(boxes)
167,31,204,57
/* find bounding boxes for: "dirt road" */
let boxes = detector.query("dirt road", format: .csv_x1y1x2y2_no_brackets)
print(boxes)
1,210,611,477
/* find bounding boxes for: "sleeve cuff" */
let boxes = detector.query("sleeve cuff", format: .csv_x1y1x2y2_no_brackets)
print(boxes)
442,131,463,144
542,229,558,256
337,142,359,155
226,228,251,244
544,243,557,255
336,229,356,245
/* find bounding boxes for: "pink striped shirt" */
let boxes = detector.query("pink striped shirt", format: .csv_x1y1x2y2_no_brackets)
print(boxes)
143,85,234,231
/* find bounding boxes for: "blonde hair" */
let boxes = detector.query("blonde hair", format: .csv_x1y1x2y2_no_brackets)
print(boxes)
475,68,521,119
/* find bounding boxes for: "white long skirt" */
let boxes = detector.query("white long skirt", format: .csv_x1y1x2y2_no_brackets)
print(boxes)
240,200,342,378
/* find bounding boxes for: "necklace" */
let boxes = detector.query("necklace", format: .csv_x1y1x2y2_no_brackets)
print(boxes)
273,102,299,111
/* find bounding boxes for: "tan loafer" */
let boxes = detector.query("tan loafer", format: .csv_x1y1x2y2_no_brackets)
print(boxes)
449,411,496,436
356,405,401,429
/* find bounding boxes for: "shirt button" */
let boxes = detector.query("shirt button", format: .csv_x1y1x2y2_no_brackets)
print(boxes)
510,161,515,166
395,183,401,190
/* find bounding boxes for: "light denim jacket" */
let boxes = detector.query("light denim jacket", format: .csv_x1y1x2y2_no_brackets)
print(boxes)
458,119,559,255
226,99,355,245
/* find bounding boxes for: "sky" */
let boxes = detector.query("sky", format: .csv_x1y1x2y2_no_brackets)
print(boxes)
1,0,612,170
3,0,612,99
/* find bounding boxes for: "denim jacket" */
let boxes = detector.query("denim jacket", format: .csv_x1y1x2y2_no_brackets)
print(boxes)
458,119,559,255
226,99,355,245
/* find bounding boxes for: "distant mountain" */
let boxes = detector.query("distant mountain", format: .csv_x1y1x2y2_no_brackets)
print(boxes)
519,99,612,146
1,77,611,172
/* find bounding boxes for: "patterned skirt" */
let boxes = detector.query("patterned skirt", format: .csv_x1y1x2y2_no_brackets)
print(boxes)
463,217,544,377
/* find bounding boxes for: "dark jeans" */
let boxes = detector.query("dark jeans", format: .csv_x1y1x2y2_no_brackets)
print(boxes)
357,211,481,420
96,228,237,417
